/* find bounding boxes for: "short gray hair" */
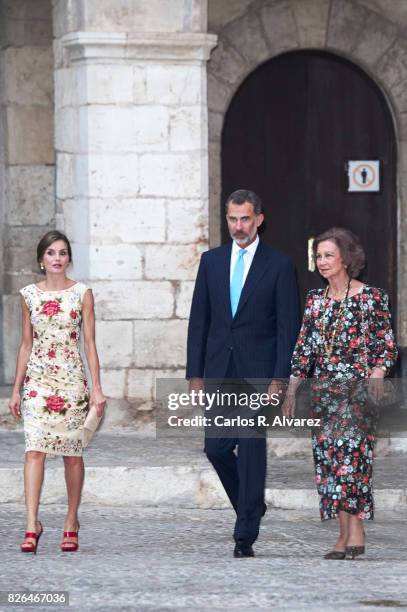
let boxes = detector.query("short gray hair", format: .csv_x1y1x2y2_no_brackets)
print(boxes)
313,227,366,278
225,189,263,215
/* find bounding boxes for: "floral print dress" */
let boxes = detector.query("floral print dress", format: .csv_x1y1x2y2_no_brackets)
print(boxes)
20,282,90,456
291,286,397,521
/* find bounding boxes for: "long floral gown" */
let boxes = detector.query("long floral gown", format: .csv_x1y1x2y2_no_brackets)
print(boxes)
20,282,90,456
291,286,397,520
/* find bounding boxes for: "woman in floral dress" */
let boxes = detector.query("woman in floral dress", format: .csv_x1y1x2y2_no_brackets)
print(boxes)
9,230,106,553
283,227,397,560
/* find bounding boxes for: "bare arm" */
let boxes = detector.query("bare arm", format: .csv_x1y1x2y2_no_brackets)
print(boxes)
82,289,106,417
9,296,33,420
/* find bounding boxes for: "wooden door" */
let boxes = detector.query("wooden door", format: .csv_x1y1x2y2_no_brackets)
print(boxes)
221,50,397,322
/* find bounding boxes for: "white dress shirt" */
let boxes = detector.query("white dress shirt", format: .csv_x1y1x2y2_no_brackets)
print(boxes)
230,234,259,286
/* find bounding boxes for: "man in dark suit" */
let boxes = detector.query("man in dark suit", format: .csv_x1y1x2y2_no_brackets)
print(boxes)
186,189,299,557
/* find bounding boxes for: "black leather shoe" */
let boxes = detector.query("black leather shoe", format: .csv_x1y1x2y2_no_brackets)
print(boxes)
233,542,255,558
323,550,346,560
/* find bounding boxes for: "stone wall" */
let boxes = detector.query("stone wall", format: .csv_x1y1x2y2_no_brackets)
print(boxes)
0,0,55,382
53,0,216,421
1,0,406,414
207,0,407,350
52,0,207,34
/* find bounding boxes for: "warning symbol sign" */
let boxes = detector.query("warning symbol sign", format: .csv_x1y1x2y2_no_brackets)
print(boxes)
348,160,380,192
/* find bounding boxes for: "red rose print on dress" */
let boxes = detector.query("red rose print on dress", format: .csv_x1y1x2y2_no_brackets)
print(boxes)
41,300,61,317
336,465,348,476
70,310,77,319
45,395,66,413
70,331,77,341
48,349,56,359
29,390,38,398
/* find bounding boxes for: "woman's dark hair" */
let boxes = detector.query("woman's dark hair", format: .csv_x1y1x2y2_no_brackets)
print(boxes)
313,227,366,279
37,231,72,274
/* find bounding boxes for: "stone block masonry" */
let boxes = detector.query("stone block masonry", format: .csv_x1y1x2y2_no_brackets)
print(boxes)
53,3,217,416
0,0,55,382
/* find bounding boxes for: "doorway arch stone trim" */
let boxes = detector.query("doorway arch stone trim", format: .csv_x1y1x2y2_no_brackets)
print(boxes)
208,0,407,344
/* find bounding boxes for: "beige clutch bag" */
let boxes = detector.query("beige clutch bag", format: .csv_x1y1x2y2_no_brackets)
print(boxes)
82,405,103,448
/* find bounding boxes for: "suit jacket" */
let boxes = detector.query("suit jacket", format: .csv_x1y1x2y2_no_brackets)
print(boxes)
186,240,300,380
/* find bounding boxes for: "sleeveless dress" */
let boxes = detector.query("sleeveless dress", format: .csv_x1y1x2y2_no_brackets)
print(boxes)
20,282,90,457
291,286,397,521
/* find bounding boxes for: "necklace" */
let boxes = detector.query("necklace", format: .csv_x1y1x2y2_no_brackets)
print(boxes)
321,278,351,357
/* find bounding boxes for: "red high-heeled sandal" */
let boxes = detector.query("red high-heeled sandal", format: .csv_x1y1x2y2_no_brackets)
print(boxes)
60,523,80,552
20,521,43,554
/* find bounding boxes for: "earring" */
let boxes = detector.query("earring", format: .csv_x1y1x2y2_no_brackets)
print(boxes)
40,263,44,270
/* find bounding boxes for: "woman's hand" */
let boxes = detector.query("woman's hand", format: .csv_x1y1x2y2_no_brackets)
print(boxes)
9,391,22,421
281,376,301,418
89,388,107,417
368,367,385,403
282,393,296,418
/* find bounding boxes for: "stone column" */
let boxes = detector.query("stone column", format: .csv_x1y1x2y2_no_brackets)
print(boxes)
0,0,54,383
53,0,217,421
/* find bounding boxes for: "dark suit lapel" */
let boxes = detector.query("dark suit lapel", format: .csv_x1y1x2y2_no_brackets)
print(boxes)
235,241,269,317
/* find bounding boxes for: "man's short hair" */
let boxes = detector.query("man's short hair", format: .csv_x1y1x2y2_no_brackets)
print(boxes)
225,189,263,215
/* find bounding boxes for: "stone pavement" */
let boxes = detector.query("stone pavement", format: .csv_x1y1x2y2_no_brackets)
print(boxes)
1,432,406,511
1,430,407,611
1,504,407,612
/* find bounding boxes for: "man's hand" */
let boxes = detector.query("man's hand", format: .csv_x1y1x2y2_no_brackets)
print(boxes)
189,377,204,395
267,379,285,404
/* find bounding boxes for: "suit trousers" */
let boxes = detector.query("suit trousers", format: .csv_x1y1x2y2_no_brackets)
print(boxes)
204,356,267,545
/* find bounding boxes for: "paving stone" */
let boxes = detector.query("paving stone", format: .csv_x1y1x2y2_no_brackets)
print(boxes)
1,505,407,611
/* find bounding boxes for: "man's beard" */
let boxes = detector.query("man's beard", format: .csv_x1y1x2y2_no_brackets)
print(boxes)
230,227,257,247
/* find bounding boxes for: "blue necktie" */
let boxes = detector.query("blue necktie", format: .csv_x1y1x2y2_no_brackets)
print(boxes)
230,249,247,316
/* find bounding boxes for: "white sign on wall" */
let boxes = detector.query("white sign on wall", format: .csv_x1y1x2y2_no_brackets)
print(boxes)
347,160,380,192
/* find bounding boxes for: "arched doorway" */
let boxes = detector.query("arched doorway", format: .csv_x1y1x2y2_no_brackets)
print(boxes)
221,50,397,320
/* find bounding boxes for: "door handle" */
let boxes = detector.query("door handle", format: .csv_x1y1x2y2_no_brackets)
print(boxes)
308,237,315,272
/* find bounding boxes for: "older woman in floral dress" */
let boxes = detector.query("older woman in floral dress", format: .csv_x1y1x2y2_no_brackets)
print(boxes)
9,230,106,553
283,227,397,560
